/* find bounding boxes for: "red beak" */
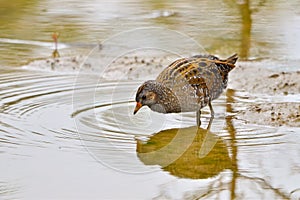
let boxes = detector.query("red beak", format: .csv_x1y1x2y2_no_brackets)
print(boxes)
133,102,142,115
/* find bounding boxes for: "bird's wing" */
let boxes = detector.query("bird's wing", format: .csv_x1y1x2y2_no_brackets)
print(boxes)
156,57,189,84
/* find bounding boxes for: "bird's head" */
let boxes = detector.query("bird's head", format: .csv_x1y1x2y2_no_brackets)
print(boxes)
133,80,159,115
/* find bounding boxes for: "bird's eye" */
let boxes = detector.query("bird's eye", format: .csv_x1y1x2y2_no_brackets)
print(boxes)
141,95,146,100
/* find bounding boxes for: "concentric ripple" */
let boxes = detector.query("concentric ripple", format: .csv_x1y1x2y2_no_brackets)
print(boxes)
0,68,78,154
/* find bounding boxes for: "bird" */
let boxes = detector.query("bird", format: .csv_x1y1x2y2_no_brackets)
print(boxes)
133,53,238,127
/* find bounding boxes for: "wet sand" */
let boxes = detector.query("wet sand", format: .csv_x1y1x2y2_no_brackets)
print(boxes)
24,54,300,127
229,63,300,127
229,63,300,95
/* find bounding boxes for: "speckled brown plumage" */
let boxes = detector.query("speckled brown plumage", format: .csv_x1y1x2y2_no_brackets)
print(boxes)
134,54,238,127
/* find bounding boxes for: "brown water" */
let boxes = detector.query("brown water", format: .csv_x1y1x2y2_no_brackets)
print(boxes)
1,0,300,199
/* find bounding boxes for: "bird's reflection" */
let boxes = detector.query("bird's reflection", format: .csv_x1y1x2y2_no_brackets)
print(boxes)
137,126,231,179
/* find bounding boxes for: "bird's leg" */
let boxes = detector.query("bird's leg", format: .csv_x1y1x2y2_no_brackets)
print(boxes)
197,109,201,127
208,100,214,118
207,100,214,129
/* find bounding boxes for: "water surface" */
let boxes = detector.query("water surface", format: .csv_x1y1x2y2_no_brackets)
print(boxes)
1,0,300,199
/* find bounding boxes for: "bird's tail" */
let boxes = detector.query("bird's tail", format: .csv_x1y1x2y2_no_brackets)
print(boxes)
225,53,238,65
216,53,238,74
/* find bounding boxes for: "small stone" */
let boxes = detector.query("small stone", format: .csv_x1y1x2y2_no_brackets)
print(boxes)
269,74,279,78
271,112,275,116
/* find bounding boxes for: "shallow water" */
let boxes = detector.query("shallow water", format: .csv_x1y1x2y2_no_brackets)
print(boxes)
1,0,300,68
1,0,300,199
1,67,300,199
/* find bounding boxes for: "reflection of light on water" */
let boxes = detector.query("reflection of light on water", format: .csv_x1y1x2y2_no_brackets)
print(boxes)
0,38,68,49
146,10,177,19
277,11,300,60
1,0,300,68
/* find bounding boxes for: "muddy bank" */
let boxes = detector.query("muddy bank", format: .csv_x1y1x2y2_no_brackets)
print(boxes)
229,63,300,95
229,62,300,127
238,103,300,127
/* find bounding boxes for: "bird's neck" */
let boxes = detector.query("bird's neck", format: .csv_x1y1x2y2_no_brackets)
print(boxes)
152,82,181,113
